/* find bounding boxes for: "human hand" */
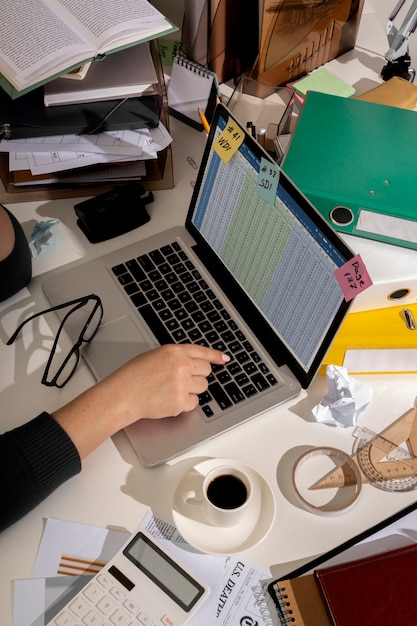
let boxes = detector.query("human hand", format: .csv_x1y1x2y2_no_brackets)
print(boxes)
53,344,229,459
101,343,230,424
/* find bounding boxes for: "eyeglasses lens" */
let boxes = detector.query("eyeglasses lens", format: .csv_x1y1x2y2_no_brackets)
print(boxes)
45,298,102,387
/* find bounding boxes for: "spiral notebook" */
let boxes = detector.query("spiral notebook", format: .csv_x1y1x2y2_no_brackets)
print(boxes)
273,574,332,625
272,544,417,625
268,499,417,626
167,55,219,130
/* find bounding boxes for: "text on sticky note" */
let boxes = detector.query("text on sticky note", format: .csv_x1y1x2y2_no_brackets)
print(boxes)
257,157,280,204
334,254,373,302
213,117,244,163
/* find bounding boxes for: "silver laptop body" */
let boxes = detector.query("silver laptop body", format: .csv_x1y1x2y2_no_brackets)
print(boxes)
42,104,354,466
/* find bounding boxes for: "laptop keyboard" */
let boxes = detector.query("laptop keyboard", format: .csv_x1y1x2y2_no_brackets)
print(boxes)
111,241,278,417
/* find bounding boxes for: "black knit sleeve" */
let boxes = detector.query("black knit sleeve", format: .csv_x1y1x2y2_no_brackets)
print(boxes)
0,412,81,532
0,206,32,302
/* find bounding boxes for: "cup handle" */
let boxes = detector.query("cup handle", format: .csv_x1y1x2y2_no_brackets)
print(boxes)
183,490,204,507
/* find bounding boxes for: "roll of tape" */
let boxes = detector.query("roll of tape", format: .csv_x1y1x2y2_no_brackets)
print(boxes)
292,447,362,515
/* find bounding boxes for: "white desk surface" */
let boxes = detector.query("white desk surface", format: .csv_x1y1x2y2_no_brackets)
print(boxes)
2,2,417,624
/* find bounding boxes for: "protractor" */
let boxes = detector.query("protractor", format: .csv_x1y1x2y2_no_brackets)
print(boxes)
352,425,417,492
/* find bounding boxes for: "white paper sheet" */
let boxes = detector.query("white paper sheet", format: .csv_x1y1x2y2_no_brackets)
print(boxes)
13,513,273,626
140,510,273,626
1,123,172,157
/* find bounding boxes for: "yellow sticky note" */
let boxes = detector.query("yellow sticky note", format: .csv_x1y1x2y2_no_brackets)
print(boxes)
213,118,244,163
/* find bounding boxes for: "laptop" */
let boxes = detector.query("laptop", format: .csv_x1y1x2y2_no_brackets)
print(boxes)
42,103,354,467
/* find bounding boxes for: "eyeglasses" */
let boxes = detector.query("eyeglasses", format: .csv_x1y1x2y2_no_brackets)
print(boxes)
7,294,103,388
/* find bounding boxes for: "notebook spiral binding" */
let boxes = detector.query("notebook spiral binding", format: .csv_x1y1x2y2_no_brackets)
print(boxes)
174,55,219,87
167,55,219,130
271,581,296,625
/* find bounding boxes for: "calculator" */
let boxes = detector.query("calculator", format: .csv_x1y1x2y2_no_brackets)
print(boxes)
47,529,210,626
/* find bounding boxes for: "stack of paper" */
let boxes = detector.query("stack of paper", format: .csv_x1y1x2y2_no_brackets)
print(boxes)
0,40,173,189
2,124,173,186
0,0,177,191
43,44,159,107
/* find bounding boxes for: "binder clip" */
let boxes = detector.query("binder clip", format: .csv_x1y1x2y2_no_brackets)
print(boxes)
74,182,153,243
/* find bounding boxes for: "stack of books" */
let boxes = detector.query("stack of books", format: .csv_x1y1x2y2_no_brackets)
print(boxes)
0,0,178,200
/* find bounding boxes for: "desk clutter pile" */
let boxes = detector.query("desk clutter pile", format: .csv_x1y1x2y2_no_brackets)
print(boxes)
0,0,176,201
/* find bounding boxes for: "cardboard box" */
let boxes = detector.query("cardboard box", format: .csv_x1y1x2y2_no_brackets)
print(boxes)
250,0,365,87
182,0,259,83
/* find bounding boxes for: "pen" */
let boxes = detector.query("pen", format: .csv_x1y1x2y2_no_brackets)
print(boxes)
198,108,211,135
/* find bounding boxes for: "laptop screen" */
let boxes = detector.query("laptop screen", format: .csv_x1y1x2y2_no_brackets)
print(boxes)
186,104,354,387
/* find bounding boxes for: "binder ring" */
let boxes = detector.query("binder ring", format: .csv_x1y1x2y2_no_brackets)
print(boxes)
292,447,362,515
329,206,354,226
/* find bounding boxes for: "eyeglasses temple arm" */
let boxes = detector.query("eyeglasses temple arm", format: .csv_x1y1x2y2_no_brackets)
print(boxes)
6,296,96,346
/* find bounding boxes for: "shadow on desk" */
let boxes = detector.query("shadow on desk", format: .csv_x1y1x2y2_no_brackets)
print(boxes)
330,47,385,96
114,430,211,526
0,294,61,419
287,377,329,424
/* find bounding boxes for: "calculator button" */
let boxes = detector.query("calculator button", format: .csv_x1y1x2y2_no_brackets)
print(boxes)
54,612,77,626
138,611,153,625
97,596,118,616
82,609,103,625
123,599,140,614
109,608,130,625
161,616,176,626
83,583,104,603
110,586,126,602
97,573,113,589
69,597,90,617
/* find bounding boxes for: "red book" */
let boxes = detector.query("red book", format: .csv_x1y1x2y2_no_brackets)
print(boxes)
315,543,417,625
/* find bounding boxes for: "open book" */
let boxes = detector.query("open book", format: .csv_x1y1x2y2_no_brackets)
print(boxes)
0,0,177,98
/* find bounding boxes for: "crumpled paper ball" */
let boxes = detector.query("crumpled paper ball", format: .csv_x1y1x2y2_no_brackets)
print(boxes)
312,365,373,428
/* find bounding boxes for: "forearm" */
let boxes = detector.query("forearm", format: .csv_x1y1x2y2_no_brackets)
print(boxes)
0,345,228,531
0,412,81,532
52,344,230,460
51,379,131,460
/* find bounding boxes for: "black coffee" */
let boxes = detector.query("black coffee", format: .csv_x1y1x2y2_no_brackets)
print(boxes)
206,474,248,510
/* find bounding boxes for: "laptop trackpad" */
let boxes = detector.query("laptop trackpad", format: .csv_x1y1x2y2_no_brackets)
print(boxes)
83,315,154,380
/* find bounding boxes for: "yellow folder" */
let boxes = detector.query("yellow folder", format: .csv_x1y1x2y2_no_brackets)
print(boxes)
321,303,417,374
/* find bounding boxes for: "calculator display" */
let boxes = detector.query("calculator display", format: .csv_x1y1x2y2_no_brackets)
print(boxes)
124,532,205,611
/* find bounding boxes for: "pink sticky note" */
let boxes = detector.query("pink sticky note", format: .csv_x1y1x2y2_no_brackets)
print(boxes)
334,254,373,302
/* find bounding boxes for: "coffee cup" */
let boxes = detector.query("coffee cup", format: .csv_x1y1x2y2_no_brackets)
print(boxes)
183,464,260,527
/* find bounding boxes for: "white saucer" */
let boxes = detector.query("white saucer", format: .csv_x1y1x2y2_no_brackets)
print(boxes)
172,458,276,555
